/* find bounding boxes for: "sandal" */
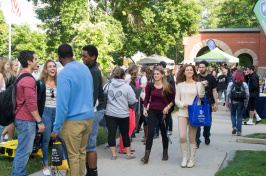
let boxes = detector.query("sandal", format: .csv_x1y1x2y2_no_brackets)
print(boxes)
119,151,133,154
126,155,136,160
111,156,117,160
130,148,135,152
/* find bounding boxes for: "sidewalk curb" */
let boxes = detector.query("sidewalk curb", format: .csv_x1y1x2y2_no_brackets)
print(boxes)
236,137,266,145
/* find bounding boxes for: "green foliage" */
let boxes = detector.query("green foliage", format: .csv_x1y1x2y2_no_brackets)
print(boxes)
198,0,259,29
11,25,48,63
72,10,125,74
217,0,259,28
0,9,9,58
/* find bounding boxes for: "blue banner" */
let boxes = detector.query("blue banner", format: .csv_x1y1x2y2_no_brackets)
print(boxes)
207,39,216,51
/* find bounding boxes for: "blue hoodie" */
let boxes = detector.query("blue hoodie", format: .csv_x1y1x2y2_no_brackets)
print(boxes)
53,61,94,132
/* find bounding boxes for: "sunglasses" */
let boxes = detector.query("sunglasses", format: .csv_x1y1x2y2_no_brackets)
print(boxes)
50,88,55,98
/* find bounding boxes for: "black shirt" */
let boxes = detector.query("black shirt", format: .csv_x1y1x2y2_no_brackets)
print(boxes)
216,75,227,91
199,74,217,104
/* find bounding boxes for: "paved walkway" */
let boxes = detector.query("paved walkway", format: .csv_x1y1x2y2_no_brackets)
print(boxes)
30,105,266,176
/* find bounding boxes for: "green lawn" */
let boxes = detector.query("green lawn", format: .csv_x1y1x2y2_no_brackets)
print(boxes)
216,150,266,176
244,133,266,139
243,118,266,124
0,126,109,175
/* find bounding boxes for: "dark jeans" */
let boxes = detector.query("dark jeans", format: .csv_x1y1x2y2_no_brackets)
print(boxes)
230,102,244,133
106,115,130,148
196,105,212,143
146,109,168,150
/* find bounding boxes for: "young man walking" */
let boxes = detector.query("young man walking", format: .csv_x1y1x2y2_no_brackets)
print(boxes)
246,65,262,125
12,50,45,176
51,44,94,176
196,60,218,148
82,45,104,176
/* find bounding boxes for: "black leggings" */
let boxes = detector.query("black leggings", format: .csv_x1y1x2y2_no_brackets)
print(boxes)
145,109,169,150
105,115,130,148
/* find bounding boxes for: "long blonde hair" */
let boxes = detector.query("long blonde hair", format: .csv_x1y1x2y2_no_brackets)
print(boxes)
154,68,171,96
39,60,57,85
9,59,19,76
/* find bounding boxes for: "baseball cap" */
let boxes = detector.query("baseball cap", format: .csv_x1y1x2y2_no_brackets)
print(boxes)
158,61,167,68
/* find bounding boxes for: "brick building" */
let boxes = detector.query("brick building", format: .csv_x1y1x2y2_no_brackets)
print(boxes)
183,26,266,75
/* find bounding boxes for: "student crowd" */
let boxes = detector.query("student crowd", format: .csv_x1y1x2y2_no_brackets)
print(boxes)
0,45,262,176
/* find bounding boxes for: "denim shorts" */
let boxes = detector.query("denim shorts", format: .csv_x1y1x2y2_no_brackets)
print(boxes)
86,110,105,152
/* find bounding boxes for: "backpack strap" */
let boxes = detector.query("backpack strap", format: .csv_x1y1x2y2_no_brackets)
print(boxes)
14,73,35,85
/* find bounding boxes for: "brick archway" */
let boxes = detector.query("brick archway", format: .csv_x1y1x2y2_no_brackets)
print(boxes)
234,49,258,66
189,39,233,62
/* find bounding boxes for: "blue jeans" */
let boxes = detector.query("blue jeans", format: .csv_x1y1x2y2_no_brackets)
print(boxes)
12,119,36,176
196,105,212,143
230,102,244,133
86,110,105,152
40,107,56,166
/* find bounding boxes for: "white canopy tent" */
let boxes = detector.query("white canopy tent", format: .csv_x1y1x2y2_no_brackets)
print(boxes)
131,51,147,63
136,54,175,64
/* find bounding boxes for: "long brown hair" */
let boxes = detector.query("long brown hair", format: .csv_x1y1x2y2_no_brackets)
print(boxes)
154,68,171,96
0,58,8,78
39,60,57,85
141,66,153,82
176,64,199,84
127,64,138,83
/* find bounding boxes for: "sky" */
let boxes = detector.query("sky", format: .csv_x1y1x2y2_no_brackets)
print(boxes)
0,0,42,30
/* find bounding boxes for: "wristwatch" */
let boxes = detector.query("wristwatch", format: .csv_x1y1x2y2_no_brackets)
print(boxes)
167,105,171,109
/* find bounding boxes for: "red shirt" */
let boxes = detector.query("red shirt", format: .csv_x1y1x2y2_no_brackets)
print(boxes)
15,70,37,122
144,82,175,111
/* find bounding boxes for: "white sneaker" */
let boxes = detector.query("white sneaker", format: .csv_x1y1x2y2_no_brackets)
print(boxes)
43,169,51,176
246,120,253,125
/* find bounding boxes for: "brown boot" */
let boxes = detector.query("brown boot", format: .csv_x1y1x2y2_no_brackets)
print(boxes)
141,150,151,164
142,125,148,144
162,149,168,161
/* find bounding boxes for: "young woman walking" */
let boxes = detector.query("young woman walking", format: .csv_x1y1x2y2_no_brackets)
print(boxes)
105,68,137,160
175,64,207,168
227,72,249,136
37,60,57,176
119,64,145,153
141,68,175,164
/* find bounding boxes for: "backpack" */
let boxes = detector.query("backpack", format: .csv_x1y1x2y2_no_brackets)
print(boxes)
0,73,34,126
230,82,246,101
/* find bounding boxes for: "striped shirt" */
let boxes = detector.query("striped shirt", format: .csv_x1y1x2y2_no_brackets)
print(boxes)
45,84,57,108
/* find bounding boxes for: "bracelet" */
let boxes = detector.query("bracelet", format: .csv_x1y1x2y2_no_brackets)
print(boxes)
167,105,171,109
37,120,43,125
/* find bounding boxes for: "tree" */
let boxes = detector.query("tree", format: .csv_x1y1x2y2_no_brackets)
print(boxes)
11,24,48,63
217,0,259,28
72,10,125,74
0,9,9,58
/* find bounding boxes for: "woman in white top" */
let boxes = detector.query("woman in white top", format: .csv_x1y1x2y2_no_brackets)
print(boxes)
0,58,10,142
37,60,57,176
175,64,207,168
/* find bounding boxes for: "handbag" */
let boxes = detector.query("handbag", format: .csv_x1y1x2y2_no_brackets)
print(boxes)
31,133,44,157
52,137,70,171
188,95,211,127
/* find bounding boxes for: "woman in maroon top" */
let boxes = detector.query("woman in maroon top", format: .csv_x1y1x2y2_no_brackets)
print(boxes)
141,68,175,164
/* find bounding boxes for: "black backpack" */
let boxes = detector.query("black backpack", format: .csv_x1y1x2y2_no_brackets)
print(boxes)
0,73,34,126
230,82,246,101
